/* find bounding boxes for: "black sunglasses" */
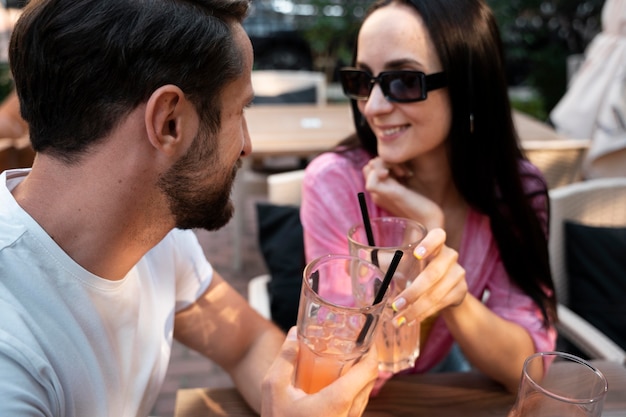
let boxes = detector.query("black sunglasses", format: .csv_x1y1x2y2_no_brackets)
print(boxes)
339,68,448,103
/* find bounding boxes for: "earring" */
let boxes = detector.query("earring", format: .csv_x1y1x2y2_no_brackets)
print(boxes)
469,113,474,134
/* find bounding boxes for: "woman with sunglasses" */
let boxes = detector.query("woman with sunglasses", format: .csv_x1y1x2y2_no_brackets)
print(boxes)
300,0,557,394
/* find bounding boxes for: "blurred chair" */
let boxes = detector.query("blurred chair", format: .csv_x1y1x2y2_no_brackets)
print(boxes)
13,136,35,168
232,70,325,270
248,170,305,321
549,177,626,363
0,136,34,172
0,137,15,172
251,70,326,106
248,274,271,319
267,169,305,206
523,138,590,189
249,69,326,174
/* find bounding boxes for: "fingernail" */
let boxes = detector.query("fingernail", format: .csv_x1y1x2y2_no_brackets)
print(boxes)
392,297,406,312
393,316,406,328
287,327,297,340
414,246,426,260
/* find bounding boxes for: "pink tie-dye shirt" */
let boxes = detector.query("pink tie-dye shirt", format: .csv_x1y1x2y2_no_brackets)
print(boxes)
300,147,557,373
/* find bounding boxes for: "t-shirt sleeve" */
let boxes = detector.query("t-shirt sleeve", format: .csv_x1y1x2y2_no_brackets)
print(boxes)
168,229,214,312
0,327,60,416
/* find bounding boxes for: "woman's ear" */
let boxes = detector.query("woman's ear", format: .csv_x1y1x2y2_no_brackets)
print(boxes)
145,85,196,157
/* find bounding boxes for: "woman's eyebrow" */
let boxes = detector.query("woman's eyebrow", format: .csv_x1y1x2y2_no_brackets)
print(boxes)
356,58,425,72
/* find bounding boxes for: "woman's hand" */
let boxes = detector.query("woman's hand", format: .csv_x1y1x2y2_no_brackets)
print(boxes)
261,328,378,417
362,157,443,230
389,228,467,326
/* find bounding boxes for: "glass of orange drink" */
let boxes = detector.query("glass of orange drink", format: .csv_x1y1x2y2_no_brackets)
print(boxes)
294,254,390,394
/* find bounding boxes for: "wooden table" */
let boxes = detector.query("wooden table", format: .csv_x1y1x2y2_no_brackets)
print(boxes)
513,111,565,143
245,103,355,157
244,103,570,157
174,360,626,417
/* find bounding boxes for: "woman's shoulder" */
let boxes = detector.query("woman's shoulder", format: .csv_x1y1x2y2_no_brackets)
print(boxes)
305,147,370,181
518,158,548,195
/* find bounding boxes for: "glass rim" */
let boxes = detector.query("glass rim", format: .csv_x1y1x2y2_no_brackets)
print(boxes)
522,351,608,404
302,254,389,312
347,216,427,250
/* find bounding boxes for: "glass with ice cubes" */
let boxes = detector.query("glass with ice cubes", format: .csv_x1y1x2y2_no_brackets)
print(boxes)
294,254,390,394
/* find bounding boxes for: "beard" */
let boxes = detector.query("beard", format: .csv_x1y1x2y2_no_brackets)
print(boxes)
158,129,240,231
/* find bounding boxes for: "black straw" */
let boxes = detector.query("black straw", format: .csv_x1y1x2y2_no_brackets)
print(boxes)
356,250,403,346
357,192,379,266
358,192,376,246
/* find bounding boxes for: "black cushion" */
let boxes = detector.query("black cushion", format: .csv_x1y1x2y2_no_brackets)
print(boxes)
565,221,626,350
256,202,304,332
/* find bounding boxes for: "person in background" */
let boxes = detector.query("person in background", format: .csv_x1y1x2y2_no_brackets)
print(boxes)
550,0,626,179
0,1,377,416
301,0,557,394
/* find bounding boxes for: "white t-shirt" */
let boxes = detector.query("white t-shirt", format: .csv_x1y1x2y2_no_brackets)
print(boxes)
0,169,214,417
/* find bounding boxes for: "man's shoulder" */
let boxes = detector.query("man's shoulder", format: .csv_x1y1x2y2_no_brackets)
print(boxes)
0,212,28,263
0,169,29,248
0,297,49,373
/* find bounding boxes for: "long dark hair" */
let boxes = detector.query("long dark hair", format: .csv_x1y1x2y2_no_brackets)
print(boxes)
10,0,249,163
343,0,556,325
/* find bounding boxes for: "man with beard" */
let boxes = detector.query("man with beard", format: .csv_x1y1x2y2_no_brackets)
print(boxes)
0,1,378,416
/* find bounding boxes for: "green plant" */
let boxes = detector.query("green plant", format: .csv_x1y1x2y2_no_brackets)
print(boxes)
0,63,14,102
510,94,548,120
487,0,605,114
296,0,369,80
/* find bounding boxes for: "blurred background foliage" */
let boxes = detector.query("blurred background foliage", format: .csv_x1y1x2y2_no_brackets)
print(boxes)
292,0,606,120
0,63,13,101
488,0,605,119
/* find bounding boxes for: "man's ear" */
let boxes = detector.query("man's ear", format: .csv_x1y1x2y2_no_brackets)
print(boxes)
145,85,196,157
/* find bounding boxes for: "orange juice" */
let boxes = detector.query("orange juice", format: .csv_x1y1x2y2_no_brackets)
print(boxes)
295,340,360,394
295,255,389,394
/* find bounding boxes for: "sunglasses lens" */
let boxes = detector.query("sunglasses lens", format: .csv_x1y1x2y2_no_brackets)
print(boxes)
340,71,371,99
383,72,423,102
340,70,430,102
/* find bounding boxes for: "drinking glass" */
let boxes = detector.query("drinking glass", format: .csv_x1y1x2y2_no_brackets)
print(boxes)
294,254,390,394
347,216,427,373
508,351,608,417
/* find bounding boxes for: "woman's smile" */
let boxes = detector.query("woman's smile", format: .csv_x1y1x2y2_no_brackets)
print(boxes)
376,123,411,142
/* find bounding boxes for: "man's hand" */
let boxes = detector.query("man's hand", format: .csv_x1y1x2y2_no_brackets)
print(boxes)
261,328,378,417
